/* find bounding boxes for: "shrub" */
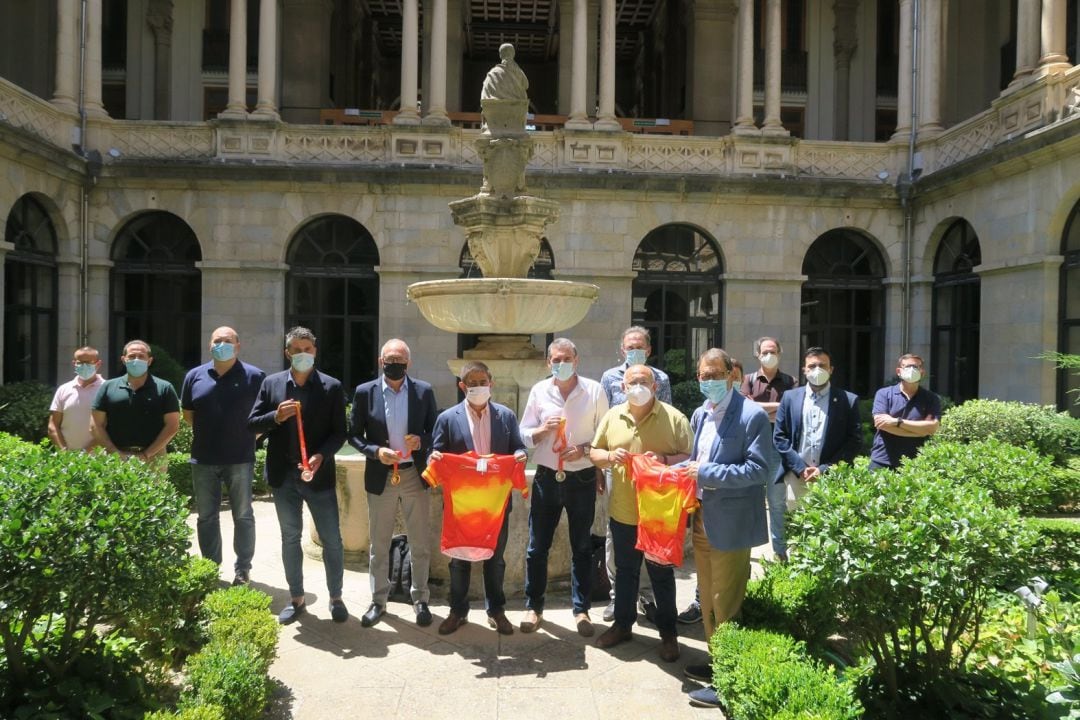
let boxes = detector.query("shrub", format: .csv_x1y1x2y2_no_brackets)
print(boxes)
125,556,221,663
710,624,863,720
0,449,190,691
167,452,194,499
204,610,279,668
253,448,268,495
1027,518,1080,589
181,643,270,720
1049,465,1080,513
0,431,43,460
902,439,1056,514
145,706,226,720
1048,653,1080,717
201,585,272,621
148,344,187,395
740,560,836,649
169,420,193,454
787,460,1036,702
0,381,54,442
671,379,701,420
934,399,1080,465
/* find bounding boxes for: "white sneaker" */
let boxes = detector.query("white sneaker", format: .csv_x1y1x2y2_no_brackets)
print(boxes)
602,600,615,622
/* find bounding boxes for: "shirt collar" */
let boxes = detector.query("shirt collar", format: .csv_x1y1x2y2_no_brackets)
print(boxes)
381,375,410,394
806,383,830,401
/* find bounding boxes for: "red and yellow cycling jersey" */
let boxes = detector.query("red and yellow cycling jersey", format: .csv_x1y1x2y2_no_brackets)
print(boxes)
423,451,528,561
627,453,699,566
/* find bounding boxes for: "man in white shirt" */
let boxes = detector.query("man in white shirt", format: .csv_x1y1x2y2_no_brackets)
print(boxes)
48,346,104,451
518,338,609,636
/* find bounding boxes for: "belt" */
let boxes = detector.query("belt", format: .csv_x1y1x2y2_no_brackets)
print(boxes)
397,461,414,469
538,465,592,478
120,446,145,453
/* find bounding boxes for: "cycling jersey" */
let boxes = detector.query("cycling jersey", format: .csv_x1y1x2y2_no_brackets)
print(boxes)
627,453,699,566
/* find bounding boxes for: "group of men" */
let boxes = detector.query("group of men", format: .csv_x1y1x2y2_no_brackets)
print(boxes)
48,324,941,709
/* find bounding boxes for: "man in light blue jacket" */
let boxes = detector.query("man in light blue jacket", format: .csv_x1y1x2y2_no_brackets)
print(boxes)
682,347,773,708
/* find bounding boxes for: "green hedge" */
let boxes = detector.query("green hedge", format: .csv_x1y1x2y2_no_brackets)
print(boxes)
710,624,862,720
0,381,54,442
166,449,269,501
740,560,836,649
1027,517,1080,589
934,399,1080,465
124,556,221,664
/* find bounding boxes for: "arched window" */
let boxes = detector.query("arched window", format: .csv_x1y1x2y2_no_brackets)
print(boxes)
286,215,379,391
932,219,981,403
801,229,885,397
4,195,57,383
632,224,724,384
111,212,202,372
1059,199,1080,418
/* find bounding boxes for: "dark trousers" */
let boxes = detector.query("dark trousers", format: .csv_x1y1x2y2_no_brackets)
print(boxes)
448,507,510,617
525,465,597,615
610,517,677,635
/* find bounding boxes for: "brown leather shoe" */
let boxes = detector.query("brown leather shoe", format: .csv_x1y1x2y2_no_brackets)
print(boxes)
519,609,542,633
488,611,514,635
595,624,632,649
438,612,468,635
658,633,680,662
574,613,594,637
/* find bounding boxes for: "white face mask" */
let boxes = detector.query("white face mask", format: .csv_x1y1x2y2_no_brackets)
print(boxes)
759,353,779,370
466,386,491,405
899,366,922,384
805,367,830,386
625,384,653,406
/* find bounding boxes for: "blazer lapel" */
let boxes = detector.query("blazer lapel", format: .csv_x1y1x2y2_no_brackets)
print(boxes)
710,395,742,456
456,404,474,452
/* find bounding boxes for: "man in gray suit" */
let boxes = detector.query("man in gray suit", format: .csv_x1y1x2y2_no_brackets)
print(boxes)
682,348,773,708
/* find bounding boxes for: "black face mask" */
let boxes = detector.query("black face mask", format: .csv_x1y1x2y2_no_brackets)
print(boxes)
383,362,407,381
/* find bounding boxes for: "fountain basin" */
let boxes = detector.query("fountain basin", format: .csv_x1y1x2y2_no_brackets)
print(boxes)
407,278,599,334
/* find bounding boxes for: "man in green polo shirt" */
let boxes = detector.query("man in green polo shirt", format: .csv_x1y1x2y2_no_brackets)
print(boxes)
91,339,180,471
590,364,692,663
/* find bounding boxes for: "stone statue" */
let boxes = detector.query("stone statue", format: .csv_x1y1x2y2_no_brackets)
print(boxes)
481,43,529,102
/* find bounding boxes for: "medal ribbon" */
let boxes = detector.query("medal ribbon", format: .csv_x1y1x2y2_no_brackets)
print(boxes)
295,403,311,475
552,418,569,477
391,447,412,486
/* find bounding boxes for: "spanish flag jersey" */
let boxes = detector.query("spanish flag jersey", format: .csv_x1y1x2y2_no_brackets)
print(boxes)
423,451,529,561
627,453,699,567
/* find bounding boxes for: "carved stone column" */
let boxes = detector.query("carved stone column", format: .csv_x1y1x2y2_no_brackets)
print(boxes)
253,0,280,119
733,0,756,133
832,0,858,141
1038,0,1070,70
762,0,787,135
146,0,174,120
221,0,248,118
891,0,914,140
423,0,450,125
566,0,592,129
918,0,943,134
395,0,421,124
84,0,107,117
594,0,620,130
52,0,79,112
1012,0,1040,85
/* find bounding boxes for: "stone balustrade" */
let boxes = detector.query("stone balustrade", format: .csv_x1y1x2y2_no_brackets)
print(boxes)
1,63,1078,181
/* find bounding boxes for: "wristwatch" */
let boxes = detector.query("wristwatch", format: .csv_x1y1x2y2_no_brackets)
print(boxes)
895,417,903,427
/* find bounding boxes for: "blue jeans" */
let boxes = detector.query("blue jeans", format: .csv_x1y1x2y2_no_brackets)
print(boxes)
192,462,256,572
525,465,596,615
610,518,677,635
449,508,510,617
272,478,344,599
767,474,788,557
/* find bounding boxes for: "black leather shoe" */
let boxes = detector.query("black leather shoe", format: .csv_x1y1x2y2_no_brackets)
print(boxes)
330,599,349,623
278,601,305,625
684,663,712,683
360,603,384,627
415,602,432,627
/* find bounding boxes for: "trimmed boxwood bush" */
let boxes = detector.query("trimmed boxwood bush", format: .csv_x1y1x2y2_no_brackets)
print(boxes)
710,624,862,720
1027,517,1080,588
181,643,270,720
0,381,54,442
740,560,836,649
124,556,221,664
902,439,1056,514
934,399,1080,465
787,456,1036,702
166,449,270,501
1049,464,1080,513
145,706,226,720
0,431,43,460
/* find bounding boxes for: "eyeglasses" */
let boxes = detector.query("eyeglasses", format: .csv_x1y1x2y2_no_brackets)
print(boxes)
698,372,729,381
900,364,922,370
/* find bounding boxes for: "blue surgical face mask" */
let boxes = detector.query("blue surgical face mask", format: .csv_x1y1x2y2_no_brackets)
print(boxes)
211,341,235,362
624,348,647,367
551,361,575,382
74,363,97,380
699,379,729,404
125,358,149,378
290,352,315,373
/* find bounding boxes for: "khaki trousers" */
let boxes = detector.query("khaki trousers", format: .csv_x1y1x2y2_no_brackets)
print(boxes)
691,512,752,642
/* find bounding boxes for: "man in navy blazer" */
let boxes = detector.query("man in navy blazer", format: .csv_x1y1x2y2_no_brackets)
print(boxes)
429,360,527,636
348,339,439,628
773,347,862,509
682,348,772,708
248,326,347,625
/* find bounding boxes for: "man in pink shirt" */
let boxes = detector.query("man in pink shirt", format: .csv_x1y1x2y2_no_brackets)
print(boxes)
48,346,104,451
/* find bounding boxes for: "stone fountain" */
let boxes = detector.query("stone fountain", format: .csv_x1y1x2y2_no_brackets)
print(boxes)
406,43,599,410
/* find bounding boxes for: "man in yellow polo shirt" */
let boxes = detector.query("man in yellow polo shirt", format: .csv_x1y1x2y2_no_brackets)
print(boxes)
590,364,692,662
